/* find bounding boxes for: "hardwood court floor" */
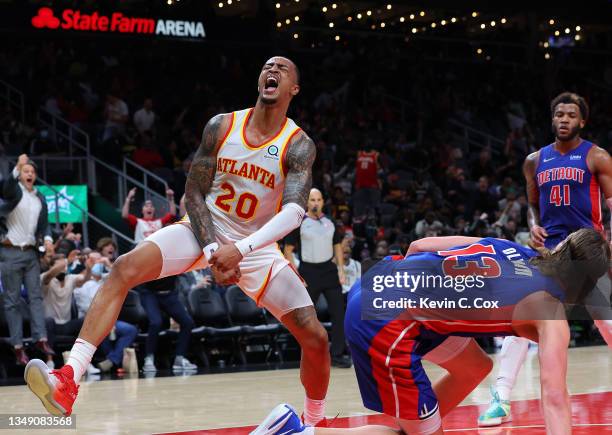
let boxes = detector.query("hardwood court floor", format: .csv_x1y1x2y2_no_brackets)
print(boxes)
0,346,609,434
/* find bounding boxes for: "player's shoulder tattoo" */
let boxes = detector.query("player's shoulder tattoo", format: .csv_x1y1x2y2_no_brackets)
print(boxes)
285,131,316,172
198,113,230,156
283,131,317,207
187,114,228,188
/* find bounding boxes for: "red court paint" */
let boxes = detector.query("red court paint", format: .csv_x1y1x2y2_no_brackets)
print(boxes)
155,391,612,434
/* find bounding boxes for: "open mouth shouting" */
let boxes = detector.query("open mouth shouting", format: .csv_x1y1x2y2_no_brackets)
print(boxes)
263,74,279,96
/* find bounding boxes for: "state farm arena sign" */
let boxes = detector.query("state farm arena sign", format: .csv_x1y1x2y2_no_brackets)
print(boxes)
31,7,205,39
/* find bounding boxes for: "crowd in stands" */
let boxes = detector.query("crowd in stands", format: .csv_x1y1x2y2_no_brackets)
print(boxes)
1,35,611,373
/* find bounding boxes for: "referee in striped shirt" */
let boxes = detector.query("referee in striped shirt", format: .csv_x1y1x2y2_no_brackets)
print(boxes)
284,188,351,368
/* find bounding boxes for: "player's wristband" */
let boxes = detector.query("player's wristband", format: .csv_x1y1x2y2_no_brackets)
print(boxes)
234,239,253,257
203,242,219,261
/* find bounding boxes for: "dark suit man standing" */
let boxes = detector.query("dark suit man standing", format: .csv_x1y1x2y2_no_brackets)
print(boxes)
0,154,55,365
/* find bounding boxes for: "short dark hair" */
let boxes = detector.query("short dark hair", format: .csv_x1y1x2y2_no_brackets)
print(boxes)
550,92,589,120
272,56,300,85
293,62,301,85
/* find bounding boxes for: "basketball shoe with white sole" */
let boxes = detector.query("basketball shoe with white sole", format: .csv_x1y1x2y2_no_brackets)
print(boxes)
477,386,512,427
25,359,79,417
250,403,311,435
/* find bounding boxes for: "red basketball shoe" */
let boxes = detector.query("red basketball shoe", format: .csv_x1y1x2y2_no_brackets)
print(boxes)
25,359,79,416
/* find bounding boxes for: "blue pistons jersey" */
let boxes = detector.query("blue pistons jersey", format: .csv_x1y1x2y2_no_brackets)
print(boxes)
535,140,602,249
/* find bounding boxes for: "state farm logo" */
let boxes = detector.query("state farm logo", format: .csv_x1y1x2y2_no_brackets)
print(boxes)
32,7,60,29
31,7,205,38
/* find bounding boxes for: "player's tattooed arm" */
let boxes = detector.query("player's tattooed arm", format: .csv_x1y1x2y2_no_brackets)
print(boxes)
184,114,229,249
282,132,317,208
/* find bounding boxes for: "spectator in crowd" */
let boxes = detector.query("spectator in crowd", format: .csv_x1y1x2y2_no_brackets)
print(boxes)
133,98,156,135
284,188,351,368
41,253,94,368
361,241,390,274
0,154,55,365
124,186,193,372
341,244,361,296
353,140,381,216
96,237,117,264
53,223,83,253
497,189,522,223
74,262,137,373
414,211,444,239
468,176,498,218
177,268,214,304
102,93,129,142
140,274,197,372
470,148,495,180
121,188,176,243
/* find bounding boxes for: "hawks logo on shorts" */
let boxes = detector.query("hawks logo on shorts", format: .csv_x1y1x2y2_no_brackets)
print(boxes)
205,108,302,242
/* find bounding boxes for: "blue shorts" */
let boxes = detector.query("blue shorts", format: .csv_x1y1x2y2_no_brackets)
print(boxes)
345,289,445,420
544,232,567,250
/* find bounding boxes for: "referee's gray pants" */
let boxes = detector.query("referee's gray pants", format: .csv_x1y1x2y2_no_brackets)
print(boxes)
0,246,47,346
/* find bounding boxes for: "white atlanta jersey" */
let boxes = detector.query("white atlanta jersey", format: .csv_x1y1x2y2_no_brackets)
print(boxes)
205,108,301,242
159,108,305,301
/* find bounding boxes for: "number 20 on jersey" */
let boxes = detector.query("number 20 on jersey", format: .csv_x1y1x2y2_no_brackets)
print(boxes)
214,182,259,219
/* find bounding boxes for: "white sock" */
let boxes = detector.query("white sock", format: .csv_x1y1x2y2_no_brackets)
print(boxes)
66,338,97,384
495,336,529,401
302,428,315,434
303,397,326,426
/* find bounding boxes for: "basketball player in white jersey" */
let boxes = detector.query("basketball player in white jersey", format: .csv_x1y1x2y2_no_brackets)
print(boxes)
24,56,332,426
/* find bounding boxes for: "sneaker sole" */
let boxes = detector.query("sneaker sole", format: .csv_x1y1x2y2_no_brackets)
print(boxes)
250,403,299,435
478,414,512,427
24,360,68,417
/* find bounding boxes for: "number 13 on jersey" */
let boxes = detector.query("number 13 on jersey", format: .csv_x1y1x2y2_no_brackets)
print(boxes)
214,182,259,219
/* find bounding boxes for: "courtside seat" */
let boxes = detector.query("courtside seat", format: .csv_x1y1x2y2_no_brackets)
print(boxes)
315,294,333,332
188,288,242,337
119,290,147,329
224,285,280,335
50,297,81,353
224,285,282,362
118,290,149,349
188,288,243,367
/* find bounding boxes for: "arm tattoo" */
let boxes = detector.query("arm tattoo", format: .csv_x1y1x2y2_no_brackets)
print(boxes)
184,114,226,248
282,132,316,208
